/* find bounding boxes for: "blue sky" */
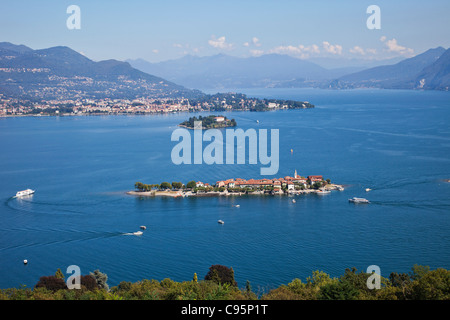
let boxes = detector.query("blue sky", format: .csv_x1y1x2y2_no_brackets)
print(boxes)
1,0,449,62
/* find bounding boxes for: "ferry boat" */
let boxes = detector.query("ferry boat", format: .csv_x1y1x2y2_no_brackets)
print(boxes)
349,197,370,204
14,189,35,198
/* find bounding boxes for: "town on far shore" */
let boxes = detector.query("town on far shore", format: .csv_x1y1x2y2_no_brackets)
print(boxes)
128,170,344,198
0,92,314,117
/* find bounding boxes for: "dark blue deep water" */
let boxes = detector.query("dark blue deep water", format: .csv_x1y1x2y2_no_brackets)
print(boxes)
1,88,449,291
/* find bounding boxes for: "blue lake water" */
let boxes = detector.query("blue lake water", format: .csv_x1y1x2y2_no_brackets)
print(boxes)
0,88,449,291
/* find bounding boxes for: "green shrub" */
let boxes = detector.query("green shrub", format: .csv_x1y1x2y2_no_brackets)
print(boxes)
204,265,237,287
34,276,67,292
2,264,449,300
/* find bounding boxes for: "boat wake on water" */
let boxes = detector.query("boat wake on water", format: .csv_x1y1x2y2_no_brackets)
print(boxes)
5,198,87,215
4,195,123,216
0,229,129,252
370,175,445,191
366,200,450,212
122,231,144,236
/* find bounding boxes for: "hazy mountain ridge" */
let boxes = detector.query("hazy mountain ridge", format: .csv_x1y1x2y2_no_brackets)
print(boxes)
333,47,448,89
128,48,449,91
127,54,351,89
1,41,448,99
0,42,203,100
415,49,450,90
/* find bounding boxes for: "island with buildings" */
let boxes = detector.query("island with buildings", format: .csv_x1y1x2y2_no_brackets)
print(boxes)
179,115,237,129
127,170,344,198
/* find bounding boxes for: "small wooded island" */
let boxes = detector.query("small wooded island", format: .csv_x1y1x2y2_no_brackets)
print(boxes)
179,115,237,129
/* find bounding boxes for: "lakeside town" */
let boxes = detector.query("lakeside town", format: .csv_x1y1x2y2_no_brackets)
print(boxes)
0,92,314,117
128,170,344,198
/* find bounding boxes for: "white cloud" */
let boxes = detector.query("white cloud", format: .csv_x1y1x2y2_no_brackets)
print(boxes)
269,45,303,56
380,37,414,56
252,37,261,47
322,41,343,55
250,49,264,56
268,44,320,59
349,46,365,55
386,38,414,55
244,37,261,48
349,46,378,56
208,36,233,50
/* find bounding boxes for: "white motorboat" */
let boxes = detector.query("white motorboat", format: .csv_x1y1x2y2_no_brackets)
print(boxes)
349,197,370,204
218,220,224,224
365,188,372,192
15,189,35,198
316,189,331,195
133,231,143,236
140,226,147,230
292,199,296,203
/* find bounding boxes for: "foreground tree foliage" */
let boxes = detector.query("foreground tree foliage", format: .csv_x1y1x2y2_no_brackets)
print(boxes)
204,265,237,287
0,265,448,300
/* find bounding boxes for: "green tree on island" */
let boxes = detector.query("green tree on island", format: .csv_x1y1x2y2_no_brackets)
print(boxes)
186,181,197,189
171,182,183,189
134,182,144,191
160,182,172,190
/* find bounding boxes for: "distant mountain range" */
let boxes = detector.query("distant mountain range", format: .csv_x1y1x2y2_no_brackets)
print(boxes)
128,54,333,89
0,42,203,100
128,48,450,91
415,48,450,90
332,47,449,90
1,41,448,102
127,54,376,90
